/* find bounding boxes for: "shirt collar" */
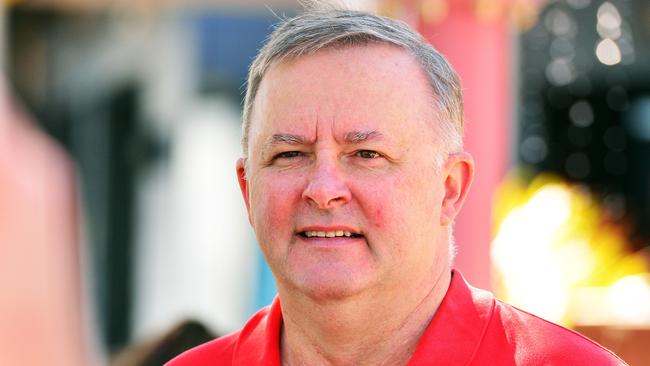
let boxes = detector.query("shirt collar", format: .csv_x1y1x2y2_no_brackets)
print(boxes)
232,296,283,365
407,269,495,365
232,270,494,366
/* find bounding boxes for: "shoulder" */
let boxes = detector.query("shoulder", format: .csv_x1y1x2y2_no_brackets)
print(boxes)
484,298,627,365
423,271,628,365
165,330,239,365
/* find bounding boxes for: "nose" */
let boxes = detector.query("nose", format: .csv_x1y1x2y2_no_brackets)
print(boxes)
302,158,351,210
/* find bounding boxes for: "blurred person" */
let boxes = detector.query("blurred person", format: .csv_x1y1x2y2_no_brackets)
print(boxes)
169,4,627,366
0,80,90,365
112,320,216,366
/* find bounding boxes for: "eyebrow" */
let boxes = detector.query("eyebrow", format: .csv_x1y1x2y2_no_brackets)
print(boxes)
264,130,384,148
265,133,308,147
344,130,384,143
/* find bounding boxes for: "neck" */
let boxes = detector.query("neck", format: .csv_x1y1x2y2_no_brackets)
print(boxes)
279,268,451,366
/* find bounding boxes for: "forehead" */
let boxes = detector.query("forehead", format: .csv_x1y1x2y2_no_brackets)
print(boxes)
249,44,438,145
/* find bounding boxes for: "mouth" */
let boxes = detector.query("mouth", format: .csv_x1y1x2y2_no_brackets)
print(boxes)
298,230,364,238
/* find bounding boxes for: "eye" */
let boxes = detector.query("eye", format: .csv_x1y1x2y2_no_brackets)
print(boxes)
274,151,303,159
355,150,381,159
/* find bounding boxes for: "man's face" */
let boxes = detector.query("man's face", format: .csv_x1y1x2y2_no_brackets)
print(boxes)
238,44,468,301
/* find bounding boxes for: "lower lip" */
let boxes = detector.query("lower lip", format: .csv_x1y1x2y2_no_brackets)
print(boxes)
296,234,364,246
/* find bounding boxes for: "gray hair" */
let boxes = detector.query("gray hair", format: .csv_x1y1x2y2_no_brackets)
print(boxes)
241,7,464,163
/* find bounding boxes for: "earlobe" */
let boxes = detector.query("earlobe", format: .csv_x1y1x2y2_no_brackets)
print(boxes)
236,158,253,225
440,152,474,226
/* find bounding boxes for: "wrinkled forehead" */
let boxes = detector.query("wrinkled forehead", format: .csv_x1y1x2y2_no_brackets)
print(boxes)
248,45,437,139
245,44,441,157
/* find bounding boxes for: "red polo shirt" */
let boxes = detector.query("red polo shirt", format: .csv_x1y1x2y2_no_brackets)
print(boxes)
168,271,627,365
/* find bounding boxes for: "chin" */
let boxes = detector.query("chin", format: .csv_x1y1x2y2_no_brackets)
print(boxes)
289,271,373,302
304,284,362,302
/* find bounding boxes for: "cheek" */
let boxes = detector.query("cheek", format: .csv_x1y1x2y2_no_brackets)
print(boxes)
358,168,439,231
250,173,302,233
356,177,405,230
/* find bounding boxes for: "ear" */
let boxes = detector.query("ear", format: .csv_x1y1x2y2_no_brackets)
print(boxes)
236,158,253,225
440,152,474,226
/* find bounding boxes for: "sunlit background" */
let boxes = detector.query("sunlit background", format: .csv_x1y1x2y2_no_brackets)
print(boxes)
1,0,649,364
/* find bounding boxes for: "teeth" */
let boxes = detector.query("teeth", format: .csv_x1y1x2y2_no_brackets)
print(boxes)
304,230,355,238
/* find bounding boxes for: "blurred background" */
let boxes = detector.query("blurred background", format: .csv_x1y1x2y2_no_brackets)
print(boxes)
1,0,649,364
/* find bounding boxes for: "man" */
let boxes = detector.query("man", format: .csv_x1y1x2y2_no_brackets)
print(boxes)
169,6,626,366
